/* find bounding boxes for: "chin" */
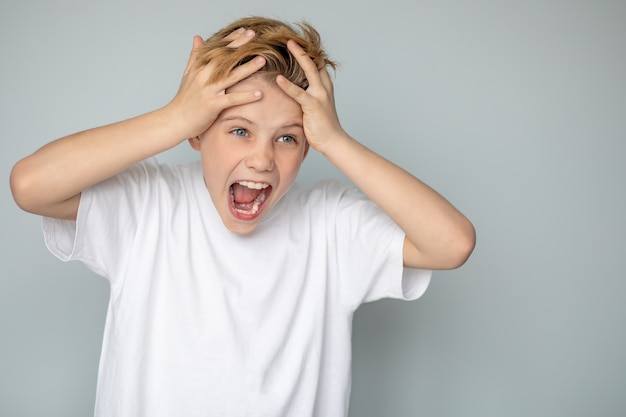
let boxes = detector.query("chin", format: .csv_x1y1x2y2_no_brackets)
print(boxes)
220,212,266,235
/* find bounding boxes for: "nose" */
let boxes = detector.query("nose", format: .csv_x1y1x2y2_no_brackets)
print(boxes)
245,140,274,172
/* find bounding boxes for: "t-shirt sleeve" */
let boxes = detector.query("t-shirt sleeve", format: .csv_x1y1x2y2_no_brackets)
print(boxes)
42,159,158,283
323,181,431,309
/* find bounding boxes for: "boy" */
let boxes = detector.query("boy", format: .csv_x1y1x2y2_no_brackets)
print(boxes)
10,16,474,417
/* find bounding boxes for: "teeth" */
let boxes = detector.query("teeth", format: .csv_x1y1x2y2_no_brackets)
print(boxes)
231,183,268,216
234,199,260,215
237,181,269,190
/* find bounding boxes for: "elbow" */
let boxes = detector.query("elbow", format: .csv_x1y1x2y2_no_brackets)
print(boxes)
10,158,40,214
448,220,476,269
11,157,80,220
405,219,476,271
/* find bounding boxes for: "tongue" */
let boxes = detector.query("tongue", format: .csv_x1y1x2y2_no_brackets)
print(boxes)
232,183,263,203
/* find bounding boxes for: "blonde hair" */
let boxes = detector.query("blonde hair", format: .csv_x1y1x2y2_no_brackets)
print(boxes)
196,16,336,89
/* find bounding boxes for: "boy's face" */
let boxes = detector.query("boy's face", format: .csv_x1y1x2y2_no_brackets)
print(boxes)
190,75,308,234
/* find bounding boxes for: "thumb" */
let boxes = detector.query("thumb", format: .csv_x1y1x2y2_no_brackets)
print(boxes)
183,35,205,76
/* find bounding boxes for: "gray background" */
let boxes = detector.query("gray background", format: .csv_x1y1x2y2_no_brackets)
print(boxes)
1,0,625,416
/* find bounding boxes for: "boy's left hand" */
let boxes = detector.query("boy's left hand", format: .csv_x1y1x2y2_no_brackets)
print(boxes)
275,40,347,154
276,41,475,271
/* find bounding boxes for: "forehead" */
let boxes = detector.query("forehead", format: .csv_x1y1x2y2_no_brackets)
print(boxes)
221,76,303,127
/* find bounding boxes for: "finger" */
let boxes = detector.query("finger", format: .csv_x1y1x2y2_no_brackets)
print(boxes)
183,35,205,76
286,40,322,87
319,67,334,93
226,29,255,48
223,27,246,42
194,53,264,89
215,56,266,90
216,90,263,111
275,74,309,105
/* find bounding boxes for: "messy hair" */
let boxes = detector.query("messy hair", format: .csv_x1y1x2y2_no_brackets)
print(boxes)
196,16,337,89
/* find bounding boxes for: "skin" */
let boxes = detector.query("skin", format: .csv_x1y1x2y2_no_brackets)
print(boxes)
188,76,309,234
9,29,265,220
274,40,475,270
10,30,475,270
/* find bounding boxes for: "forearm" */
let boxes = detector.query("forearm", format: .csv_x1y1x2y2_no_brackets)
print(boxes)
269,40,474,268
10,106,186,216
320,133,475,270
11,30,269,219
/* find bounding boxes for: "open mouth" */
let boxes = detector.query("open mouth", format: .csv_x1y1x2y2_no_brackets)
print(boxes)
229,180,273,220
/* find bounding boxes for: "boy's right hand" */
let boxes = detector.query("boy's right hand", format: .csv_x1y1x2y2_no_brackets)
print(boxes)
167,29,266,141
10,28,266,220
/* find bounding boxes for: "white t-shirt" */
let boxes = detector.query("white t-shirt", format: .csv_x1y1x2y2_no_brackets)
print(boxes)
43,159,430,417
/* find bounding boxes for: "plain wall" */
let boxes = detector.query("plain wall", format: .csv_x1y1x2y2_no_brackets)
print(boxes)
1,0,625,416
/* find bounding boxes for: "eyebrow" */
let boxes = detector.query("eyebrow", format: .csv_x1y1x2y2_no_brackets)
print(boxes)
220,116,256,126
219,116,303,130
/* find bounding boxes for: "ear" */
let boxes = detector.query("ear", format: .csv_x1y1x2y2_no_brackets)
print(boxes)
302,141,310,160
188,136,201,151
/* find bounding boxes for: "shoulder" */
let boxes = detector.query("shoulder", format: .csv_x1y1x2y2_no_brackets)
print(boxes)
287,180,364,206
276,180,374,226
119,158,199,182
80,159,203,223
98,158,201,194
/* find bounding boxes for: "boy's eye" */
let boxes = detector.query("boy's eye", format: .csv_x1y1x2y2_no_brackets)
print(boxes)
277,135,296,144
231,128,248,137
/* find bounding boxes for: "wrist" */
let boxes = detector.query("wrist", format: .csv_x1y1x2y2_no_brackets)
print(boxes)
315,130,354,158
318,133,364,163
153,105,197,145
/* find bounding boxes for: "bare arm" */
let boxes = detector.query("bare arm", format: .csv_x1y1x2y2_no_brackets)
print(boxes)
10,31,266,220
11,108,189,220
317,135,475,270
276,40,475,270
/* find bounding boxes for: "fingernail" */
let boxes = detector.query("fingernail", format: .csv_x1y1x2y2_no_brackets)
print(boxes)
245,29,254,37
254,56,265,64
235,27,245,33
